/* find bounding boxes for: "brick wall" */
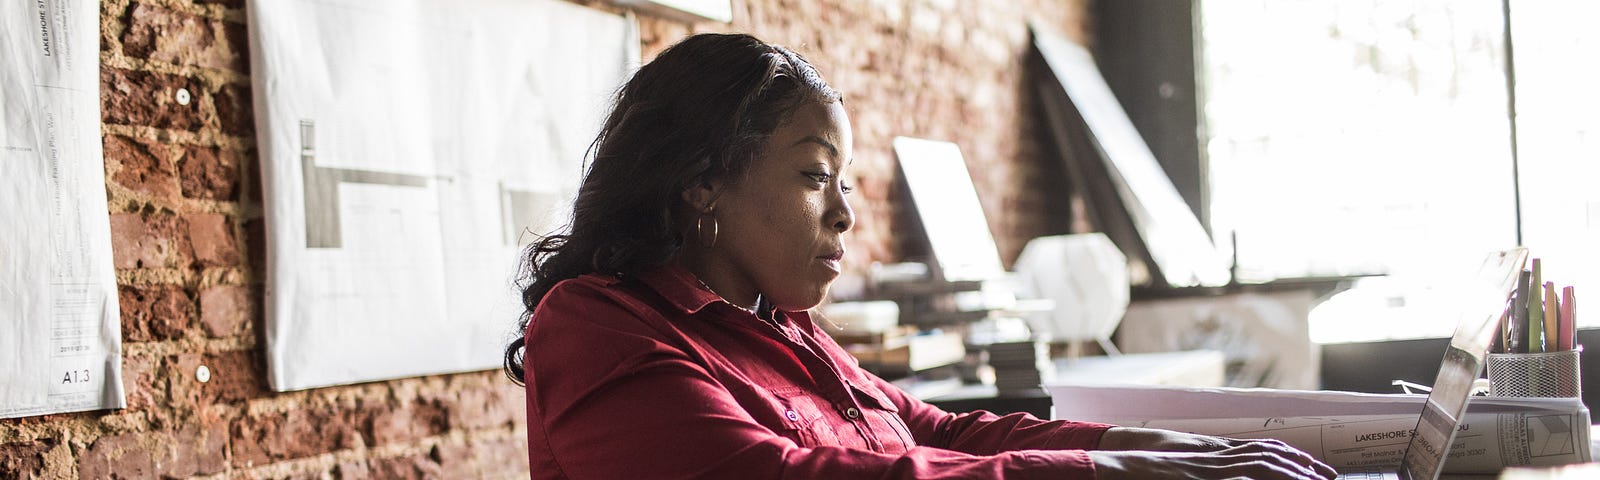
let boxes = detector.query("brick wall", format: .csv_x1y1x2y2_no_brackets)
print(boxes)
632,0,1094,267
0,0,1089,478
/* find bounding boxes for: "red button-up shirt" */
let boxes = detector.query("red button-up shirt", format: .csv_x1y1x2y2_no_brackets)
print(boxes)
522,265,1114,479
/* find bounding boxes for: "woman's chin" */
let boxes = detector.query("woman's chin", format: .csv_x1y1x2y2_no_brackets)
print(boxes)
773,285,831,313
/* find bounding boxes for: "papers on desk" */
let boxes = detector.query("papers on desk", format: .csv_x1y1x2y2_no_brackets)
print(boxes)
1049,385,1592,474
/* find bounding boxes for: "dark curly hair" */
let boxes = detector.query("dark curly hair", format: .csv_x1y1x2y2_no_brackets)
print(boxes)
504,33,840,384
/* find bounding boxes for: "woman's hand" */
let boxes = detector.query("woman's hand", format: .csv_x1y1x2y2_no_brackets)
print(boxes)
1090,427,1337,479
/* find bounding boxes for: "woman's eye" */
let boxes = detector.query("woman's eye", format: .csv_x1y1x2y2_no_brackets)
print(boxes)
805,172,851,194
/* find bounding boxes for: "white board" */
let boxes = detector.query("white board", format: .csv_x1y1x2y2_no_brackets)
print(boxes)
1032,23,1230,288
1,0,126,418
247,0,637,390
892,137,1007,282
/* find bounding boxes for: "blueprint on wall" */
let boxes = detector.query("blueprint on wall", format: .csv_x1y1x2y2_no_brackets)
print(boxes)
1,0,126,419
247,0,638,390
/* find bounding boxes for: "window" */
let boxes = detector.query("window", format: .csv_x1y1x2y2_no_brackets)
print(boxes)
1200,0,1596,342
1510,1,1600,332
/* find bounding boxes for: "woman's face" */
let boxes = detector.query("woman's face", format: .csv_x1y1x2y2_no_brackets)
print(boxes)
689,100,855,312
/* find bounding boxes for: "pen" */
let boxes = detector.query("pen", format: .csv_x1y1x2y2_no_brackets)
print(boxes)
1512,269,1531,354
1545,281,1560,352
1560,286,1577,351
1529,260,1544,353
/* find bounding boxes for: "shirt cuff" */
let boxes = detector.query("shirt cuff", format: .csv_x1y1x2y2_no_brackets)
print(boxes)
1042,421,1117,451
1011,449,1099,480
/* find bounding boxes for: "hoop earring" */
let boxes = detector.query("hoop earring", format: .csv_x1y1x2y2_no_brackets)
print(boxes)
696,214,718,248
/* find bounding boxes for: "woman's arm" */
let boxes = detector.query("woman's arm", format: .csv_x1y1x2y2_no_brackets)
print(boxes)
869,373,1334,479
525,286,1098,479
1092,427,1338,479
866,372,1110,454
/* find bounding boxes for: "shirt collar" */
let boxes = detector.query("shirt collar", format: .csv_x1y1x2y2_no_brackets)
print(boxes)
637,264,804,325
636,263,724,315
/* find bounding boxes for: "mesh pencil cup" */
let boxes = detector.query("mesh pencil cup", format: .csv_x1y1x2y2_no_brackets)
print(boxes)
1485,346,1582,398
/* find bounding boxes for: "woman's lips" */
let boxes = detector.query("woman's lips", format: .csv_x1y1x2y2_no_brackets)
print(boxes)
818,250,844,272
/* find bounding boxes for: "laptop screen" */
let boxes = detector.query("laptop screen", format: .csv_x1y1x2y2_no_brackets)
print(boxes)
1401,248,1528,480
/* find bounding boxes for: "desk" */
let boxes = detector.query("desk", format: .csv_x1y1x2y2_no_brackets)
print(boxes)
1050,384,1594,476
922,350,1226,418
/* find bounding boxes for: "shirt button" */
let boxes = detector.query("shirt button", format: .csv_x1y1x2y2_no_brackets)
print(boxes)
845,407,861,419
785,410,800,421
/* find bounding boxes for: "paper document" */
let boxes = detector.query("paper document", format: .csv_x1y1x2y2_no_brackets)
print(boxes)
248,0,637,390
1050,385,1591,473
1,0,126,419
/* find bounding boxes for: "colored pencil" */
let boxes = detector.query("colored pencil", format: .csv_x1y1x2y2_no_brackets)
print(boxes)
1560,286,1577,351
1529,260,1544,352
1511,269,1531,353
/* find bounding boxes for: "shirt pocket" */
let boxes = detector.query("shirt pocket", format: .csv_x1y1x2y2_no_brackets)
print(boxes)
847,380,917,453
767,386,838,448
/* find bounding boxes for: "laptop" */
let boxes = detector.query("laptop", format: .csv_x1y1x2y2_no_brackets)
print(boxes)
1336,248,1529,480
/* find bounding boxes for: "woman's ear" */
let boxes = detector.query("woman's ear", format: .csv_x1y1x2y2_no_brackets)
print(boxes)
680,180,722,213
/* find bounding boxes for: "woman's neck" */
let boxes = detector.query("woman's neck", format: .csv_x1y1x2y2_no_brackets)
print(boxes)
675,257,759,312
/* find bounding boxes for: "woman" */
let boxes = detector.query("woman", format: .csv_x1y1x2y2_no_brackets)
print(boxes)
505,33,1335,479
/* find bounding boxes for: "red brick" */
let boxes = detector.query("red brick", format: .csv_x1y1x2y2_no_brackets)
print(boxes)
369,399,449,445
121,354,160,410
0,441,52,478
196,0,247,8
121,3,239,71
232,402,373,466
104,134,180,201
101,67,204,131
119,284,193,342
436,437,528,478
444,385,520,431
75,426,229,479
186,213,240,266
169,353,205,407
77,433,157,480
433,444,470,479
224,20,250,72
176,350,263,404
165,423,229,477
244,147,263,203
282,470,329,480
335,460,370,479
108,211,195,270
215,84,255,136
198,285,250,337
108,214,141,269
365,453,443,480
178,145,241,200
244,218,266,273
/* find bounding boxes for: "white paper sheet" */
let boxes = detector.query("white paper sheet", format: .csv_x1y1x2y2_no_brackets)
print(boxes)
247,0,637,391
1,0,126,419
1049,385,1592,473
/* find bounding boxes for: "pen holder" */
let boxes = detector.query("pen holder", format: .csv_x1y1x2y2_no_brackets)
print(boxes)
1485,346,1582,398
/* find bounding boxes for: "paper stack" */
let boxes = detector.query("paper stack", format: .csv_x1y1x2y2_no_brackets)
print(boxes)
988,340,1055,395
